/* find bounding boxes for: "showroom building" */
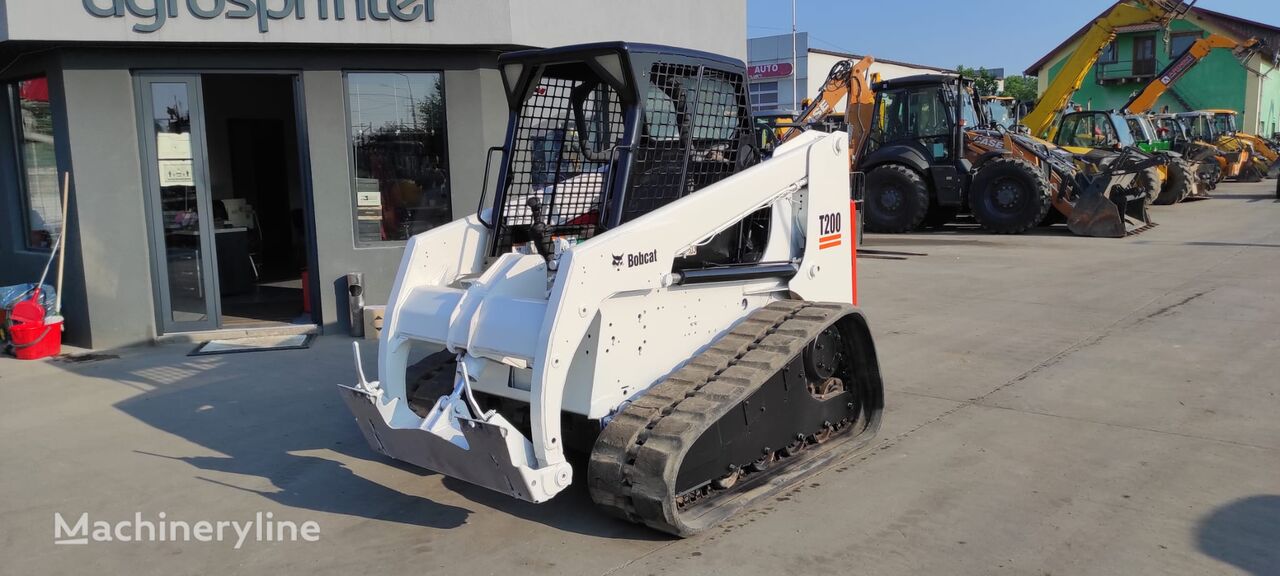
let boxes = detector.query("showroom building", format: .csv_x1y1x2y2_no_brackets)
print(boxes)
0,0,746,349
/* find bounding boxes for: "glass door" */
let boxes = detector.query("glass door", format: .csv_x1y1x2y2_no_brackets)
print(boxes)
139,76,221,333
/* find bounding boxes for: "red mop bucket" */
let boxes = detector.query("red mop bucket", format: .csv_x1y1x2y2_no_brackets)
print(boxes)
10,316,62,360
7,297,61,360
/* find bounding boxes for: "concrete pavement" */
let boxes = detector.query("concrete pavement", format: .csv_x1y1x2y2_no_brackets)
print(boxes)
2,181,1277,575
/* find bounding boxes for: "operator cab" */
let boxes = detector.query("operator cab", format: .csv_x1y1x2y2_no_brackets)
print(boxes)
1054,111,1138,151
487,43,762,268
864,74,980,165
1152,114,1190,145
1208,110,1239,136
1177,112,1219,142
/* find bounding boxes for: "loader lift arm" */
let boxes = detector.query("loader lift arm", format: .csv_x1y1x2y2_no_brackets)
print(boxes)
1022,0,1194,140
1123,35,1265,114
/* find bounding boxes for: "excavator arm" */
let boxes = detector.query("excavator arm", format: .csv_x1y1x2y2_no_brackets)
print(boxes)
1123,35,1264,114
778,57,875,146
1023,0,1193,140
777,56,877,169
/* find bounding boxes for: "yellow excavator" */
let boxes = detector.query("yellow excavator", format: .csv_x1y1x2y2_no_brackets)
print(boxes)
1021,0,1194,142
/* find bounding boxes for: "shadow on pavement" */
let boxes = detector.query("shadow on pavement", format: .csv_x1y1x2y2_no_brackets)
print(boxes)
92,343,474,530
54,338,662,538
1196,495,1280,575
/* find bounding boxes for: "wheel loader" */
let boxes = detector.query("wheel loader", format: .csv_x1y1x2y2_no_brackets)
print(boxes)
338,42,885,537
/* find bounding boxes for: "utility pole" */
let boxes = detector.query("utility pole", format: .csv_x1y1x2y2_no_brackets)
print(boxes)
791,0,798,113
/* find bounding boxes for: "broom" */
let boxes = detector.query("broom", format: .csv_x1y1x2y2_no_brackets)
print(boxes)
54,172,70,316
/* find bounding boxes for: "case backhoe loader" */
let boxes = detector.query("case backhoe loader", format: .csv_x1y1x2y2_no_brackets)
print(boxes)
1179,110,1256,181
782,62,1157,237
338,43,885,537
856,74,1158,237
1205,109,1280,181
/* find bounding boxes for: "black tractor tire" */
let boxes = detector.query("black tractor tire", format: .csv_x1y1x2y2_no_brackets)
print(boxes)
968,156,1052,234
864,164,930,233
1196,161,1220,192
1154,160,1196,205
1137,167,1163,202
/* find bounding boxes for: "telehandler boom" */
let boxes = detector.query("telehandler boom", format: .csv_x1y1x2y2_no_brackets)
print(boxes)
1121,35,1264,115
1021,0,1194,141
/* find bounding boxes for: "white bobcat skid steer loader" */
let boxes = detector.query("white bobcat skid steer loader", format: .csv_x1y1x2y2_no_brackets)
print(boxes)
340,43,885,537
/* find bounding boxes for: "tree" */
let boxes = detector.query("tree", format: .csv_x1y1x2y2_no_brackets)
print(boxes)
1001,75,1039,103
956,65,999,97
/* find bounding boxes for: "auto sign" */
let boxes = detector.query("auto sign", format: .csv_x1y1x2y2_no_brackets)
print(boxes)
749,62,794,80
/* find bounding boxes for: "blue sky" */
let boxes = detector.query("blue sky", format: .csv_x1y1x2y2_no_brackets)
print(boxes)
747,0,1277,75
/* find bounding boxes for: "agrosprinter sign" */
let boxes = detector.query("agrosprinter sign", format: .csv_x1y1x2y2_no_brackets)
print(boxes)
82,0,436,33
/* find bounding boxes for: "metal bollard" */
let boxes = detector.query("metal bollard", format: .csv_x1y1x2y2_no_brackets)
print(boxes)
347,272,365,338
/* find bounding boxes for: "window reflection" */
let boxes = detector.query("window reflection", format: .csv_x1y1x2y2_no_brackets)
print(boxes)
11,77,60,250
347,72,451,243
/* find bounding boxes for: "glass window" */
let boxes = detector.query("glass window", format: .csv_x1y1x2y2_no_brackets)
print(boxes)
959,87,979,128
748,81,779,113
1169,32,1200,57
1212,113,1236,135
347,72,450,244
1099,42,1118,63
10,77,61,250
1058,114,1121,148
1125,118,1149,143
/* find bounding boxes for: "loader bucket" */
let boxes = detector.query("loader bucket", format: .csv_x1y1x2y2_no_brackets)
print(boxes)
1066,176,1155,238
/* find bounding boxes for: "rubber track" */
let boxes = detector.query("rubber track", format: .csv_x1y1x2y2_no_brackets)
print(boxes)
588,300,858,536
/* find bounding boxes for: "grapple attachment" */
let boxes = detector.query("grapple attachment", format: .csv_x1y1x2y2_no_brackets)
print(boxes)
1067,179,1154,238
1066,151,1162,238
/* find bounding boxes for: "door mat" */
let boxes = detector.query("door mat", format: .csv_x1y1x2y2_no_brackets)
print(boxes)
189,334,314,356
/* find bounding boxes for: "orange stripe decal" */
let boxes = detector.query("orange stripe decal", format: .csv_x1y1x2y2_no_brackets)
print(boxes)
819,239,842,250
819,233,842,244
